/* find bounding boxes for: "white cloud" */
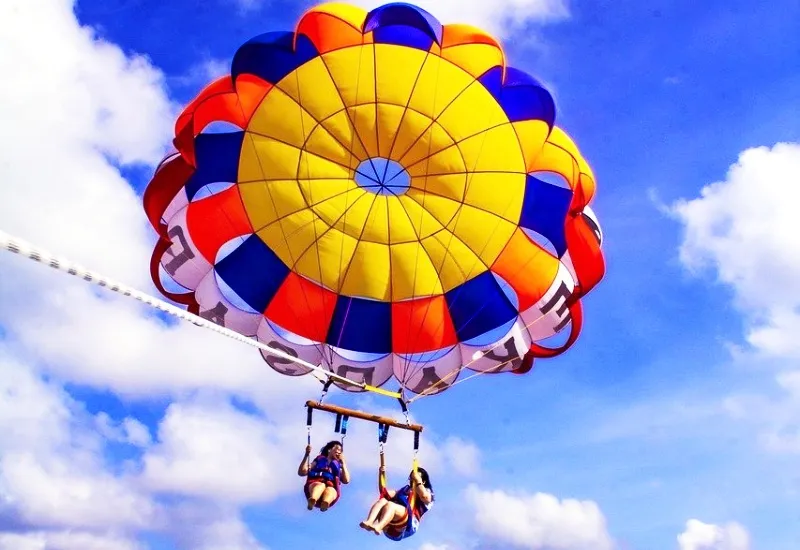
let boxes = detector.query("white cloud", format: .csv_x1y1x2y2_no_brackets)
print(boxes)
464,485,614,550
0,353,157,532
677,519,750,550
167,502,267,550
442,436,481,476
672,142,800,453
0,0,290,401
1,279,318,403
672,142,800,359
0,0,259,403
0,530,144,550
419,544,455,550
95,413,152,447
171,56,231,91
0,351,73,455
141,397,298,504
0,0,174,286
1,451,155,531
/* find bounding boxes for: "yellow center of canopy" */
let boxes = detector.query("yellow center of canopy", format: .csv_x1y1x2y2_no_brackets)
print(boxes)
237,43,526,301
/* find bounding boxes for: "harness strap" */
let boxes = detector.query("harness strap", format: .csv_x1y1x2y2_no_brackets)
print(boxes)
378,423,388,498
409,430,420,511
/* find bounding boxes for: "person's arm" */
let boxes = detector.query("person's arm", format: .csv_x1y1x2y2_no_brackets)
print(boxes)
412,472,432,504
339,454,351,484
297,445,313,476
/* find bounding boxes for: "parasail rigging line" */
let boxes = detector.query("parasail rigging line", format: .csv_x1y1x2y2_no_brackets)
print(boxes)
0,229,402,399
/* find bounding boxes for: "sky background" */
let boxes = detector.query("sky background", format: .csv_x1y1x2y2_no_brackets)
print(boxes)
1,0,799,549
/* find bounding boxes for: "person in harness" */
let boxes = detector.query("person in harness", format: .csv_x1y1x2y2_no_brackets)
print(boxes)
359,465,434,539
297,440,350,511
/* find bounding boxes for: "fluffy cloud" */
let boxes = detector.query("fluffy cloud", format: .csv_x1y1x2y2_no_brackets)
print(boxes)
95,413,153,447
0,531,144,550
0,0,263,545
0,353,157,532
672,142,800,359
166,502,267,550
0,0,174,286
677,519,750,550
463,485,614,550
441,437,481,476
0,0,320,405
1,277,320,403
140,397,298,504
672,142,800,454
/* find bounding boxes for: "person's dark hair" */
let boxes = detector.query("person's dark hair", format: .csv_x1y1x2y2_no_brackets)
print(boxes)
319,441,341,457
416,467,433,492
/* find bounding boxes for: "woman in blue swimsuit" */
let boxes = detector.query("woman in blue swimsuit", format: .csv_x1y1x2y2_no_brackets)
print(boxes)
359,466,434,539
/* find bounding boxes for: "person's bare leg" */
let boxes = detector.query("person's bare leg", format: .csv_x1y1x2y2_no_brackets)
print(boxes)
319,487,337,511
306,482,325,510
360,498,388,531
373,502,405,535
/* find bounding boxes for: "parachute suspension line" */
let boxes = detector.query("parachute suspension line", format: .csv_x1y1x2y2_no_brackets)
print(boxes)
0,230,401,397
405,303,581,403
407,357,510,404
422,294,582,401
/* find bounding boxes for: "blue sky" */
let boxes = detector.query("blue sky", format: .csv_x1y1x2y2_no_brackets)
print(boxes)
1,0,799,549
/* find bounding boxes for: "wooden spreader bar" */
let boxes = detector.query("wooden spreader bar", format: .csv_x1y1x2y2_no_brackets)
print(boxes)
305,400,424,433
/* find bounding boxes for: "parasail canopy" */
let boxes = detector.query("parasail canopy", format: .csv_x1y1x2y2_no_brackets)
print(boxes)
143,1,606,400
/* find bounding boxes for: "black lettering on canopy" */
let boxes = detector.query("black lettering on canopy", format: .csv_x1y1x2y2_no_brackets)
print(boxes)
539,281,572,332
199,301,228,327
263,340,301,374
163,226,196,275
409,366,449,394
336,364,375,386
482,336,522,371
